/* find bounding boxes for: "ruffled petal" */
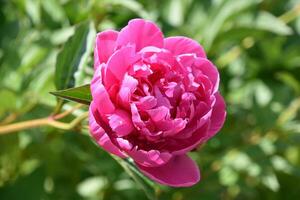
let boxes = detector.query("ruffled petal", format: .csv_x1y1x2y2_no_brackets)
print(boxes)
94,30,118,69
127,148,172,167
108,109,134,137
117,19,164,51
90,79,115,117
89,104,126,158
207,93,226,137
160,118,187,137
146,106,170,122
105,46,136,89
118,74,138,108
166,102,212,154
164,36,206,58
194,58,220,93
135,96,157,110
137,154,200,187
171,94,225,154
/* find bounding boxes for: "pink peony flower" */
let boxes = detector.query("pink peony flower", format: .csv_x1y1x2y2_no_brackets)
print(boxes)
89,19,226,187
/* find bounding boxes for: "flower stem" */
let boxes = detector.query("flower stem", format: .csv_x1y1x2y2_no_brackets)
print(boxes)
0,118,50,134
0,111,88,135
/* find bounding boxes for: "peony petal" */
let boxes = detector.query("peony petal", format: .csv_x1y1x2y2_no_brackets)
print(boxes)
91,79,115,117
94,30,118,68
130,62,153,78
117,19,164,51
129,103,159,141
165,102,212,154
116,138,133,151
193,58,220,93
128,148,172,167
137,154,200,187
207,93,226,138
160,118,187,137
147,106,170,122
164,36,206,58
89,104,126,158
130,103,146,129
135,96,157,110
118,74,138,107
105,46,136,89
108,109,134,137
171,94,225,154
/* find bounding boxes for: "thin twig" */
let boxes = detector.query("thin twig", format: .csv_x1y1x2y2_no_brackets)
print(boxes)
53,104,83,120
0,112,88,135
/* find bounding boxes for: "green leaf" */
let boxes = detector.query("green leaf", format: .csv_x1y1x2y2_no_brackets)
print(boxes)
237,11,293,35
201,0,261,50
25,0,41,25
55,21,95,90
112,156,159,200
41,0,67,23
162,0,187,27
276,72,300,95
50,84,92,105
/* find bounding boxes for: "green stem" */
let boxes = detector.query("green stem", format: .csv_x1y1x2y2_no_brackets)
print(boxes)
111,155,159,200
0,112,88,135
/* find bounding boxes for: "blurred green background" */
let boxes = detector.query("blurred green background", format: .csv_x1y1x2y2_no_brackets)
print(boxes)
1,0,300,199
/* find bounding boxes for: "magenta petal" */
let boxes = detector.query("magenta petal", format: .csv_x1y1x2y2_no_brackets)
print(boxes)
118,74,138,107
90,79,115,116
89,105,126,158
147,106,170,122
128,149,172,167
137,154,200,187
94,30,118,68
108,109,134,137
117,19,164,51
105,46,136,89
207,93,226,137
164,36,206,58
135,96,157,110
194,58,220,93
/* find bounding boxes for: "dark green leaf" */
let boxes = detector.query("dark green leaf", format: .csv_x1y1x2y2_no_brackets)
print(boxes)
55,21,95,90
50,84,91,105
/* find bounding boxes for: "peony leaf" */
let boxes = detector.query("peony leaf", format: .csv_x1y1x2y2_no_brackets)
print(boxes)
55,21,95,90
50,84,92,105
201,0,261,50
112,156,160,200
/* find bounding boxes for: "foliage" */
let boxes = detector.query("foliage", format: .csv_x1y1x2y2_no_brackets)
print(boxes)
1,0,300,199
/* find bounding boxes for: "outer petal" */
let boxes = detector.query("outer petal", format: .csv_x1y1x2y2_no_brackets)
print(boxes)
194,58,220,93
207,93,226,138
128,148,172,167
89,104,126,158
171,94,226,154
164,36,206,58
118,74,138,108
117,19,164,51
94,30,118,68
108,109,134,137
90,78,115,117
166,102,212,154
104,46,136,89
137,154,200,187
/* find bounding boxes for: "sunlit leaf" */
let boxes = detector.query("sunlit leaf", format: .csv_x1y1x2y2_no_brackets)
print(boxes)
262,171,280,192
201,0,261,49
55,22,95,90
237,11,293,35
50,84,91,105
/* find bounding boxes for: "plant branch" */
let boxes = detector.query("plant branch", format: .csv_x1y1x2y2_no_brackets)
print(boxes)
53,104,83,120
0,110,88,135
